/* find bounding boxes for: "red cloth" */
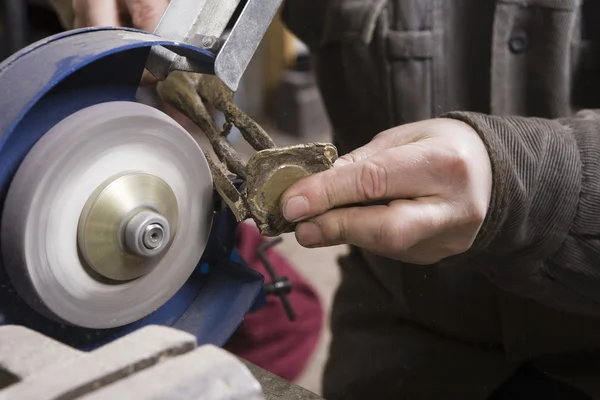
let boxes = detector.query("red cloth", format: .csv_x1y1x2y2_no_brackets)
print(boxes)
224,223,324,382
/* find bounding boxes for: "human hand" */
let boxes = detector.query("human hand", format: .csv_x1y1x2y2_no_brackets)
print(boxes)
280,118,493,265
72,0,169,84
73,0,168,32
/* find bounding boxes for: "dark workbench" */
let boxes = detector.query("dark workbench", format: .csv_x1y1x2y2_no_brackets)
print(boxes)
241,359,325,400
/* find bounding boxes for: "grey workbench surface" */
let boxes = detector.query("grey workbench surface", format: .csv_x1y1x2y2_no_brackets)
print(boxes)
241,359,325,400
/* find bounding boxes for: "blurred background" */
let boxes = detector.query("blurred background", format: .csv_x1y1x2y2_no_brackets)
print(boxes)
0,0,347,394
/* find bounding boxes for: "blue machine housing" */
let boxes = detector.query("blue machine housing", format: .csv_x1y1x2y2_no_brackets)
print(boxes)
0,27,264,350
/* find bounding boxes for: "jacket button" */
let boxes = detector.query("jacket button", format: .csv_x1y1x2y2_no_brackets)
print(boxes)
509,31,529,54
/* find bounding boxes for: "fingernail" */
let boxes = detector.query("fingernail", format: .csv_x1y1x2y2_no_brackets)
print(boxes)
296,222,323,247
283,196,309,222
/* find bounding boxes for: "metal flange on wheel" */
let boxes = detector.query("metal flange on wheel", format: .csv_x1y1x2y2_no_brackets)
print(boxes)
0,27,264,350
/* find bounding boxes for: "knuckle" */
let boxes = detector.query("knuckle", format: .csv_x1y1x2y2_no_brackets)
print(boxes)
460,198,487,229
442,147,471,183
317,214,346,243
335,217,348,242
378,217,409,252
469,201,488,226
359,161,388,200
440,204,482,256
321,177,340,211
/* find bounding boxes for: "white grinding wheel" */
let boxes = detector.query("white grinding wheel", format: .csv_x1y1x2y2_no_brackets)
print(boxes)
1,101,214,329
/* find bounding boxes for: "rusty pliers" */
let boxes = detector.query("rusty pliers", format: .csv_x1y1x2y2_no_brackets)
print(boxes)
146,0,337,236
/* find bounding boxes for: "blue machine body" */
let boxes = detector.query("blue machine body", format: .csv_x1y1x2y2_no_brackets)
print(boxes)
0,27,264,350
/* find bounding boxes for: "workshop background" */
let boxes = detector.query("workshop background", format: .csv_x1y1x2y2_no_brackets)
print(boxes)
0,0,347,395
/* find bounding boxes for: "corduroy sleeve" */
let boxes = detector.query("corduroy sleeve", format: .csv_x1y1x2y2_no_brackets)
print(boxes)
443,110,600,317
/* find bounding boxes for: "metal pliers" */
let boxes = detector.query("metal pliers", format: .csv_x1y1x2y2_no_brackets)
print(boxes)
146,0,338,237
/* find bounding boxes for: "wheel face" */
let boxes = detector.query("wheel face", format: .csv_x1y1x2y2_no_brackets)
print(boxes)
78,172,179,282
1,101,214,329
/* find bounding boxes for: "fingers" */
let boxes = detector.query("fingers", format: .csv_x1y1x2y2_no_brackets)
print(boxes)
73,0,121,28
295,198,452,257
72,0,168,31
333,122,426,167
333,142,386,167
282,143,440,222
286,118,490,262
124,0,169,32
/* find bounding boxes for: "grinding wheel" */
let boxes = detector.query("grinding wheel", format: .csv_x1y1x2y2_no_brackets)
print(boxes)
1,101,214,329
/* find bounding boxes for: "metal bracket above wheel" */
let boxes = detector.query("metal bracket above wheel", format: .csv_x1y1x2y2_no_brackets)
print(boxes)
146,0,284,92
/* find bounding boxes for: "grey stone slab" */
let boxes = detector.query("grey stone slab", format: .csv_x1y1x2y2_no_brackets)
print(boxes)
80,344,264,400
240,359,324,400
0,325,83,380
0,325,196,400
0,324,324,399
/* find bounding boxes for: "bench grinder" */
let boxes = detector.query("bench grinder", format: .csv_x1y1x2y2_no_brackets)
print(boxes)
0,0,337,351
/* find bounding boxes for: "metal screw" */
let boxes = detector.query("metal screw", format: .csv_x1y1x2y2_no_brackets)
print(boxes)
195,35,223,53
201,36,216,48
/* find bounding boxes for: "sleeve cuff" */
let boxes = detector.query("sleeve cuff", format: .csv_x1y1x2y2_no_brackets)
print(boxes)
440,111,510,259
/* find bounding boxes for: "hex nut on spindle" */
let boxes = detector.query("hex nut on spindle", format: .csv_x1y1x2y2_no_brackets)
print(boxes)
125,210,171,258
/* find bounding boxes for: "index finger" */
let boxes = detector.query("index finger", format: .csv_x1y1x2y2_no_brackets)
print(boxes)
281,143,441,222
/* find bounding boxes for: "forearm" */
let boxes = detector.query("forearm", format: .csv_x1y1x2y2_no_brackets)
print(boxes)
444,110,600,316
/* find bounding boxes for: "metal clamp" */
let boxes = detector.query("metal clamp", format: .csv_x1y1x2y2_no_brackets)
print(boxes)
147,0,284,92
